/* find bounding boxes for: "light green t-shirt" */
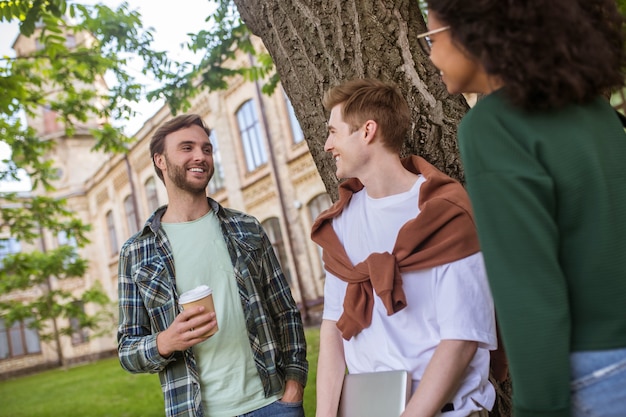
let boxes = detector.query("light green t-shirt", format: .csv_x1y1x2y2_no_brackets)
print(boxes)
162,210,277,416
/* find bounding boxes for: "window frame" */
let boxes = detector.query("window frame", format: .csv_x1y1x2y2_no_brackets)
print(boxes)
236,99,267,172
0,318,41,360
69,301,89,346
144,177,160,214
284,93,304,144
208,130,226,194
261,217,292,283
124,195,139,236
105,210,118,256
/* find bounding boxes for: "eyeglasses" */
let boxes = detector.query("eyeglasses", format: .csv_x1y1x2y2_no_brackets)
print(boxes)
416,26,450,53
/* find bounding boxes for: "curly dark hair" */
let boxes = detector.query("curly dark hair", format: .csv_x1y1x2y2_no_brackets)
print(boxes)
425,0,626,110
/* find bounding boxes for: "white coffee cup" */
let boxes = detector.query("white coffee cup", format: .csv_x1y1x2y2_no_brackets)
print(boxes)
179,285,218,337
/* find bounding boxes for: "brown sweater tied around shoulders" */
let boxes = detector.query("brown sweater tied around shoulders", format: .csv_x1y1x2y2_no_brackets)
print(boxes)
311,155,480,339
311,155,508,381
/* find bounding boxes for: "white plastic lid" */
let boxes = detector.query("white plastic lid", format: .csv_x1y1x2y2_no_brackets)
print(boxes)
179,285,212,304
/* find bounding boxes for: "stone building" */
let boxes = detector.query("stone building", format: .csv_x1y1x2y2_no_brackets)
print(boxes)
1,31,331,377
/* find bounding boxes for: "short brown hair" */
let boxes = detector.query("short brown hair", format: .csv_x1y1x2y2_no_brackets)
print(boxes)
323,79,410,153
150,114,211,182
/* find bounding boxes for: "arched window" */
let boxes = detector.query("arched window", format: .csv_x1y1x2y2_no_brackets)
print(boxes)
124,195,139,236
106,210,118,256
308,193,332,224
208,130,225,194
284,93,304,144
144,177,160,213
261,217,291,283
236,100,267,171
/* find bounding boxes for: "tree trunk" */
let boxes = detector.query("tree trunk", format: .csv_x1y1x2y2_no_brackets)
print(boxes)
232,1,512,415
233,0,469,199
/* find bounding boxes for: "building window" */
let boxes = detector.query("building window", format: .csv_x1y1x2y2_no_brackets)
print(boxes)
236,100,267,172
261,217,291,283
0,318,41,360
57,230,77,248
65,34,76,49
124,195,139,236
0,237,21,267
145,177,160,213
57,230,78,265
208,131,225,194
106,210,118,255
308,194,332,276
307,193,332,224
69,302,89,345
285,93,304,144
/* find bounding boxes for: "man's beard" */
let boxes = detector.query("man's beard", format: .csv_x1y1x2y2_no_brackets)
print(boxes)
165,158,213,195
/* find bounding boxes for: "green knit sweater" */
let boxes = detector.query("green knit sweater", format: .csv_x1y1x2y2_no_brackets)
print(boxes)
458,91,626,417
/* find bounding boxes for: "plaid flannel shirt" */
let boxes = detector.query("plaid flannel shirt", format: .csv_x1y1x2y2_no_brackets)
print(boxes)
117,198,308,417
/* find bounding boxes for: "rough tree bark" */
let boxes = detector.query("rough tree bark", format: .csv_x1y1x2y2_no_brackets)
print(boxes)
232,0,469,200
232,1,512,416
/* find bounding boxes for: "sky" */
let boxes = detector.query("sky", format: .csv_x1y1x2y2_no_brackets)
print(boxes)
0,0,216,191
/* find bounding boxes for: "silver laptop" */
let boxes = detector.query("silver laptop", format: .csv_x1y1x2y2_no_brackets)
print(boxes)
337,370,412,417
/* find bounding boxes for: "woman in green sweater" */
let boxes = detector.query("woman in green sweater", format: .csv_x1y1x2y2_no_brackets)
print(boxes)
421,1,626,416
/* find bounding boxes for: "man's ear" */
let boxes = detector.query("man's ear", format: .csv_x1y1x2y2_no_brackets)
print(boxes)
363,120,378,143
154,153,166,170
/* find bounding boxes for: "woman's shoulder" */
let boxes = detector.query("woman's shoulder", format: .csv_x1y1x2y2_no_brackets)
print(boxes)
459,91,513,137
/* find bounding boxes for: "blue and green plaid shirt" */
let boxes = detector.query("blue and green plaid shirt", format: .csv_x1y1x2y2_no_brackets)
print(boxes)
117,198,308,417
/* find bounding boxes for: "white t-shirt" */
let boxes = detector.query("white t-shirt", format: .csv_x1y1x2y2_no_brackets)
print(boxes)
322,176,497,415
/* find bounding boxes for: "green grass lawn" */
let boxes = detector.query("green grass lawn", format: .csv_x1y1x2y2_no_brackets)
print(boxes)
0,326,320,417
